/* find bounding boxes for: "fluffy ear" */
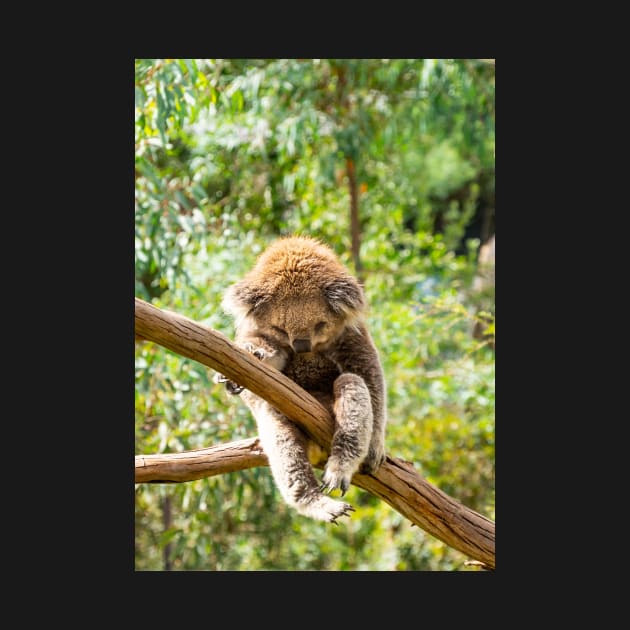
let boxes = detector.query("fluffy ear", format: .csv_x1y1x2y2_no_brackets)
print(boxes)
322,277,366,316
223,280,270,318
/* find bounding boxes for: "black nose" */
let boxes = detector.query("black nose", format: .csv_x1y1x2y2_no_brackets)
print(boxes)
292,338,311,353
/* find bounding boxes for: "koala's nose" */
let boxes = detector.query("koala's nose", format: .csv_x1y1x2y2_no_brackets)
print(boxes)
292,338,312,353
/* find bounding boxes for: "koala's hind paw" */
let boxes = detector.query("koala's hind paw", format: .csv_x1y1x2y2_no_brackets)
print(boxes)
297,494,355,523
329,503,355,525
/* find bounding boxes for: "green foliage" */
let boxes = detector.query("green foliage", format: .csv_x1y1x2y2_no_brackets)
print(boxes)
135,58,494,571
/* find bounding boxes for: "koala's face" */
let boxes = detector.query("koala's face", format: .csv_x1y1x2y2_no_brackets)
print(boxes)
224,237,366,354
256,296,347,354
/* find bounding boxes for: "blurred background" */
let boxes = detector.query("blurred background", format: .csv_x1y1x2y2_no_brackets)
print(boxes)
134,58,495,571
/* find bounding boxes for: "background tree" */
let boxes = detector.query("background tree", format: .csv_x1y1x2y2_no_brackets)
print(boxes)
135,58,495,571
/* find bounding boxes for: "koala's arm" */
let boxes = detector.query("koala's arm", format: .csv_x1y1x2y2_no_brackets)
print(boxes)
214,329,289,394
234,332,289,372
328,324,387,469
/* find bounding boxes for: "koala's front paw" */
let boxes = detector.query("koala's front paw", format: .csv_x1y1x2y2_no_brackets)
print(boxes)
242,342,288,372
320,458,354,496
243,342,268,361
213,371,244,395
359,444,386,475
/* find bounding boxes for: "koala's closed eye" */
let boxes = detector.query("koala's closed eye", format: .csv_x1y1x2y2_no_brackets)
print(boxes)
314,321,327,333
271,326,288,338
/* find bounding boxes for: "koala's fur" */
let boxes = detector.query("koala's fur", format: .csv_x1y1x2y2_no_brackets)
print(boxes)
217,235,387,523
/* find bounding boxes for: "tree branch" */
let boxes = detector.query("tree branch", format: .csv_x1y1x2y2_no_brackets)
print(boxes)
136,437,269,483
134,297,495,570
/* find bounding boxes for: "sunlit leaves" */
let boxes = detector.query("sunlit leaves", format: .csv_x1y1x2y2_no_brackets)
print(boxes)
424,140,477,199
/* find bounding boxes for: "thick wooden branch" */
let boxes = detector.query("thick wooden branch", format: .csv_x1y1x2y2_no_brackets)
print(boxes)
135,297,495,570
135,298,334,447
136,437,269,482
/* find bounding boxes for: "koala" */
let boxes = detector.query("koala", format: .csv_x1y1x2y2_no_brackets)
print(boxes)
216,235,387,523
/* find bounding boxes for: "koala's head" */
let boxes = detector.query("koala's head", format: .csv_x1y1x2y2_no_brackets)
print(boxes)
223,236,366,354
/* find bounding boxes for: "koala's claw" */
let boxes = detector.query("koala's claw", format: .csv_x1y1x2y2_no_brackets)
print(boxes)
225,381,245,395
320,478,349,496
329,504,355,524
213,372,244,395
332,505,355,522
213,341,275,397
320,466,353,496
243,342,267,360
302,494,355,523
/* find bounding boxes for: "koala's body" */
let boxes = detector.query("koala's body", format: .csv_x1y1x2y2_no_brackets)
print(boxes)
218,236,387,523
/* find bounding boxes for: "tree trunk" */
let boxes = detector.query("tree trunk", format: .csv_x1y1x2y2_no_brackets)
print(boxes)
134,297,495,570
346,157,362,279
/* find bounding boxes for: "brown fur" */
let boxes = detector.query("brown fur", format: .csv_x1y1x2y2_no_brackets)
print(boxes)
217,236,387,523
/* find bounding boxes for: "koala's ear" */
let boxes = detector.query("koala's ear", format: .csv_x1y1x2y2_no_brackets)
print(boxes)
223,281,270,318
323,277,365,316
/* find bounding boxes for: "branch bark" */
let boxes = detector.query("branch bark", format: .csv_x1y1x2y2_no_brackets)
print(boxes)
134,297,495,569
136,437,269,482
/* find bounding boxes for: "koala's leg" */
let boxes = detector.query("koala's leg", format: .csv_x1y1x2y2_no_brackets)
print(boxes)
361,412,387,475
359,381,387,474
243,393,354,523
321,373,373,495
